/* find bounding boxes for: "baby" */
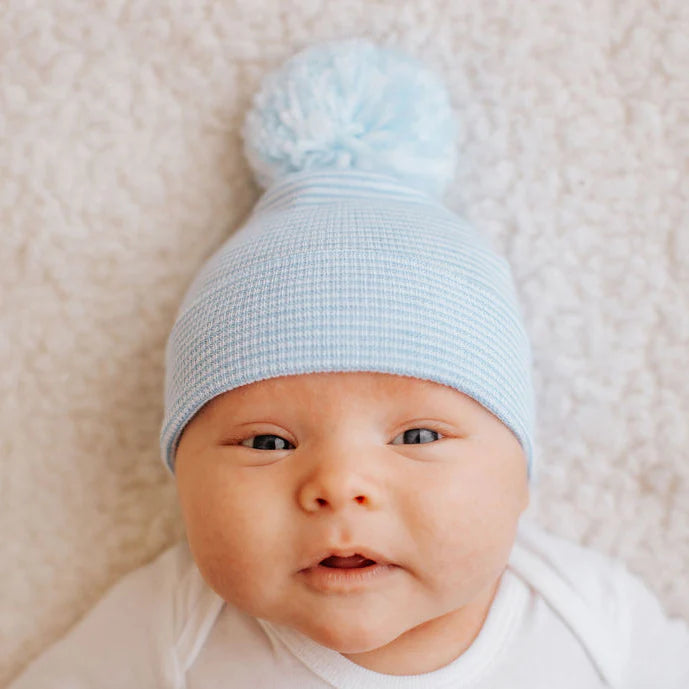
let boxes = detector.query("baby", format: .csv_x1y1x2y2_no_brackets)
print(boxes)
10,37,689,688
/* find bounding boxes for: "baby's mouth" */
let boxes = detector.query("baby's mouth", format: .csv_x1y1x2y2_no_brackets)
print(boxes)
299,552,397,591
319,554,377,569
299,545,392,573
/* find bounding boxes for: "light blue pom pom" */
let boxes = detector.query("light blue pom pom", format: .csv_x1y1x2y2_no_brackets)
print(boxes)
241,37,458,199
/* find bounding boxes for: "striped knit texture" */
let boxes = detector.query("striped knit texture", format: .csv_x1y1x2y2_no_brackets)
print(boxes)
161,168,536,480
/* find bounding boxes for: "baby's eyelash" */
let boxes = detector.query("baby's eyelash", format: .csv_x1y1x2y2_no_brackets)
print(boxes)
236,428,444,450
391,428,444,445
239,434,294,451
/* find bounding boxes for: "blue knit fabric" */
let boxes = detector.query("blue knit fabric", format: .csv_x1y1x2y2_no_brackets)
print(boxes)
161,167,536,479
159,38,537,483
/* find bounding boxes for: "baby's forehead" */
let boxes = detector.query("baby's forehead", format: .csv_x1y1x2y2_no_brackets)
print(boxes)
203,371,479,419
226,371,446,400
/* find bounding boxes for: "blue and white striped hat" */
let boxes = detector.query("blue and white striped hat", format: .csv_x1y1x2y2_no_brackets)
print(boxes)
160,37,537,482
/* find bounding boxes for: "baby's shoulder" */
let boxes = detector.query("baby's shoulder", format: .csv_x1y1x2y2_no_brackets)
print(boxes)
509,519,633,686
511,519,689,688
136,539,224,646
512,518,627,599
5,539,218,688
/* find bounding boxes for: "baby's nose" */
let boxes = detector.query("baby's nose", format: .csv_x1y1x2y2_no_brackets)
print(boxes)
296,460,379,512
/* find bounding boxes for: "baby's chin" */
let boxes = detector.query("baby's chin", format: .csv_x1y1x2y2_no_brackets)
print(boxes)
296,617,405,656
280,602,423,656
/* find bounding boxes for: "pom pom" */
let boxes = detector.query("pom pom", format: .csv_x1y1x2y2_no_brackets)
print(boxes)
241,37,458,199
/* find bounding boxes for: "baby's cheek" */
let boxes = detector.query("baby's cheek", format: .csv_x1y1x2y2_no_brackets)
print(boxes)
402,473,497,571
196,482,290,606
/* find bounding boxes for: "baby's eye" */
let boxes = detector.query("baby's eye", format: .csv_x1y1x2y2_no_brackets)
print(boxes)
240,434,294,451
391,428,443,445
237,428,443,450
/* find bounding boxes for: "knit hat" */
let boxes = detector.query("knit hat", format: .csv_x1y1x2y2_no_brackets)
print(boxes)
160,37,538,483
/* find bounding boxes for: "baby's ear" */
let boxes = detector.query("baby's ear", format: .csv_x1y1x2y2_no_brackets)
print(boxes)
172,423,198,480
522,486,530,513
517,459,530,513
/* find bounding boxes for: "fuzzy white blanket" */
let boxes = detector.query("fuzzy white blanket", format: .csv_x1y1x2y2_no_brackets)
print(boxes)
3,1,688,684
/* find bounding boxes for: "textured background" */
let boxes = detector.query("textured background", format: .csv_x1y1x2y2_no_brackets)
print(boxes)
2,0,688,684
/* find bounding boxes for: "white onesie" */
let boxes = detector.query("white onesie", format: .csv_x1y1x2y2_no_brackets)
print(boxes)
9,519,689,688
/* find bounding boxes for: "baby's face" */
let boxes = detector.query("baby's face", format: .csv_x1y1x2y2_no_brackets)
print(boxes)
175,372,529,673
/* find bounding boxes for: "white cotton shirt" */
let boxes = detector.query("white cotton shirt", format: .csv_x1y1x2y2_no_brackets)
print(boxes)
9,519,689,688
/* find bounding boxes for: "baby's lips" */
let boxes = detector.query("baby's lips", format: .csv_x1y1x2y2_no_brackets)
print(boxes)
320,554,374,568
299,545,393,571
